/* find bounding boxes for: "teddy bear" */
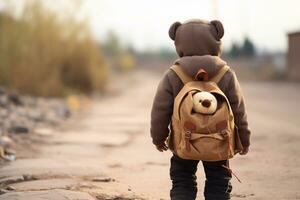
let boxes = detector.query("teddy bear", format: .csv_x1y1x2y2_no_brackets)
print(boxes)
192,91,217,114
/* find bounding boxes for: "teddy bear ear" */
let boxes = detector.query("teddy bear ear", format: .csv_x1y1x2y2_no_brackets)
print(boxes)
169,21,181,40
211,20,224,40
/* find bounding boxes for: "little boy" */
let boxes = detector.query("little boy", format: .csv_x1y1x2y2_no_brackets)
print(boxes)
150,19,251,200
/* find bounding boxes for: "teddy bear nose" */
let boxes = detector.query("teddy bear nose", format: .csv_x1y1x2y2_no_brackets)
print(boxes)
201,99,211,108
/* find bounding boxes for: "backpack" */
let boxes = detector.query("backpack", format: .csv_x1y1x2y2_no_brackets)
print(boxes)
168,64,243,161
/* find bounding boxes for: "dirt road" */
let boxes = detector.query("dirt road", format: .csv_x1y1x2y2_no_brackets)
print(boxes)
1,70,300,200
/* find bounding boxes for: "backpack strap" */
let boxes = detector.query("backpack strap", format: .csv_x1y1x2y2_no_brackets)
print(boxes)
170,65,193,84
171,64,230,84
210,65,230,83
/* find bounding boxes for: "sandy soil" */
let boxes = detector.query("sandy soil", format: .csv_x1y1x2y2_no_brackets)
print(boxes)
1,70,300,200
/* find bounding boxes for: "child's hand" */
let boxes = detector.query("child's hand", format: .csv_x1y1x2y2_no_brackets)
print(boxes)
155,142,168,152
239,146,249,155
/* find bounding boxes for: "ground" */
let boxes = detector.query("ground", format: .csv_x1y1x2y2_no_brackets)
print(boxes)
0,70,300,200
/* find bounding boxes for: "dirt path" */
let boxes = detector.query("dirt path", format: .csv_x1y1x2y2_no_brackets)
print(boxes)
1,70,300,200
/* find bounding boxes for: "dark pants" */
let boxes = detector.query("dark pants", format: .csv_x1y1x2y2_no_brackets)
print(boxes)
170,154,232,200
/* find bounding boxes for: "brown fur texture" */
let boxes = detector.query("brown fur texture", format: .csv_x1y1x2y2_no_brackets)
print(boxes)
150,19,251,148
169,19,224,57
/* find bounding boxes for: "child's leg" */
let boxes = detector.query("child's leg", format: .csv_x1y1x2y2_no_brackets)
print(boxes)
170,154,199,200
202,160,232,200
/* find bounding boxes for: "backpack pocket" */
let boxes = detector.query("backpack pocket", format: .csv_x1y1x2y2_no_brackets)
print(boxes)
178,130,234,161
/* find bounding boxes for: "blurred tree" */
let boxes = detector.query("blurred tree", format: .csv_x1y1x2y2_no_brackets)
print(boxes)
229,42,241,57
228,37,256,58
241,36,256,57
159,47,177,59
126,44,136,55
102,31,122,56
101,31,135,72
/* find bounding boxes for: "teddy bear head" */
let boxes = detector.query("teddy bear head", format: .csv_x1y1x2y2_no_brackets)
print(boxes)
169,19,224,57
192,91,217,115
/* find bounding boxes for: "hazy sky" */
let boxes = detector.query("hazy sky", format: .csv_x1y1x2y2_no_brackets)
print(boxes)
82,0,300,52
2,0,299,52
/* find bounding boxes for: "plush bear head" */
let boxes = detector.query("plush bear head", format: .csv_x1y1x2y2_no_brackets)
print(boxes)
169,19,224,57
192,91,217,115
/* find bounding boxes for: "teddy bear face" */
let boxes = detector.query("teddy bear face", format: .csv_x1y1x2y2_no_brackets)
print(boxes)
192,91,217,115
169,19,224,57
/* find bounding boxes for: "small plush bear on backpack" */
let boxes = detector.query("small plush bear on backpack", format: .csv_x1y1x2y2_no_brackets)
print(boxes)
192,91,217,114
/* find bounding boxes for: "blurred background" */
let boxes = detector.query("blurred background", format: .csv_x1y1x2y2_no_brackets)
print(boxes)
0,0,299,96
0,0,300,199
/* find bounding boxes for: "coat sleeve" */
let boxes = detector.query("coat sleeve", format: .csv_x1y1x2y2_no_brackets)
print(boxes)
226,69,251,147
150,70,174,145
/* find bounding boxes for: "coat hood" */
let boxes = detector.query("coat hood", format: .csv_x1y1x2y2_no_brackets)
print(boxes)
169,19,224,57
174,55,227,79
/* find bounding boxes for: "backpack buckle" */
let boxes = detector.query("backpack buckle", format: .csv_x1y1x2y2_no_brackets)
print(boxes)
221,129,228,139
185,130,192,151
185,130,191,139
183,121,195,152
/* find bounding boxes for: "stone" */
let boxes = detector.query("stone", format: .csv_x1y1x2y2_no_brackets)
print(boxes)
0,87,6,96
4,148,16,155
3,154,16,161
44,112,59,125
95,194,142,200
8,125,29,134
7,92,22,106
22,174,38,181
0,189,95,200
0,189,8,195
5,186,16,191
0,95,8,107
21,96,37,107
10,179,77,191
0,136,13,148
92,177,115,182
57,106,71,118
0,176,24,185
27,110,44,122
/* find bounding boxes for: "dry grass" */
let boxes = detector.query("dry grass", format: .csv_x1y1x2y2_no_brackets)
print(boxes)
0,1,108,96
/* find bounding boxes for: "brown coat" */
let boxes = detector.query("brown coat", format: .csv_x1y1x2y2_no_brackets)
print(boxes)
150,55,251,148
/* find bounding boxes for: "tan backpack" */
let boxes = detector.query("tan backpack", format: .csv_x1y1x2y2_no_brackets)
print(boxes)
168,64,243,161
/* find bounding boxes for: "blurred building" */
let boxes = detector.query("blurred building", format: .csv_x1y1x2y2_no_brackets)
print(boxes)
287,31,300,81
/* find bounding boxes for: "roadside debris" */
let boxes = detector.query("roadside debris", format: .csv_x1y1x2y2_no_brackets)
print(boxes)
95,194,145,200
92,177,116,183
22,174,38,182
0,176,24,185
0,88,76,163
8,126,29,134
